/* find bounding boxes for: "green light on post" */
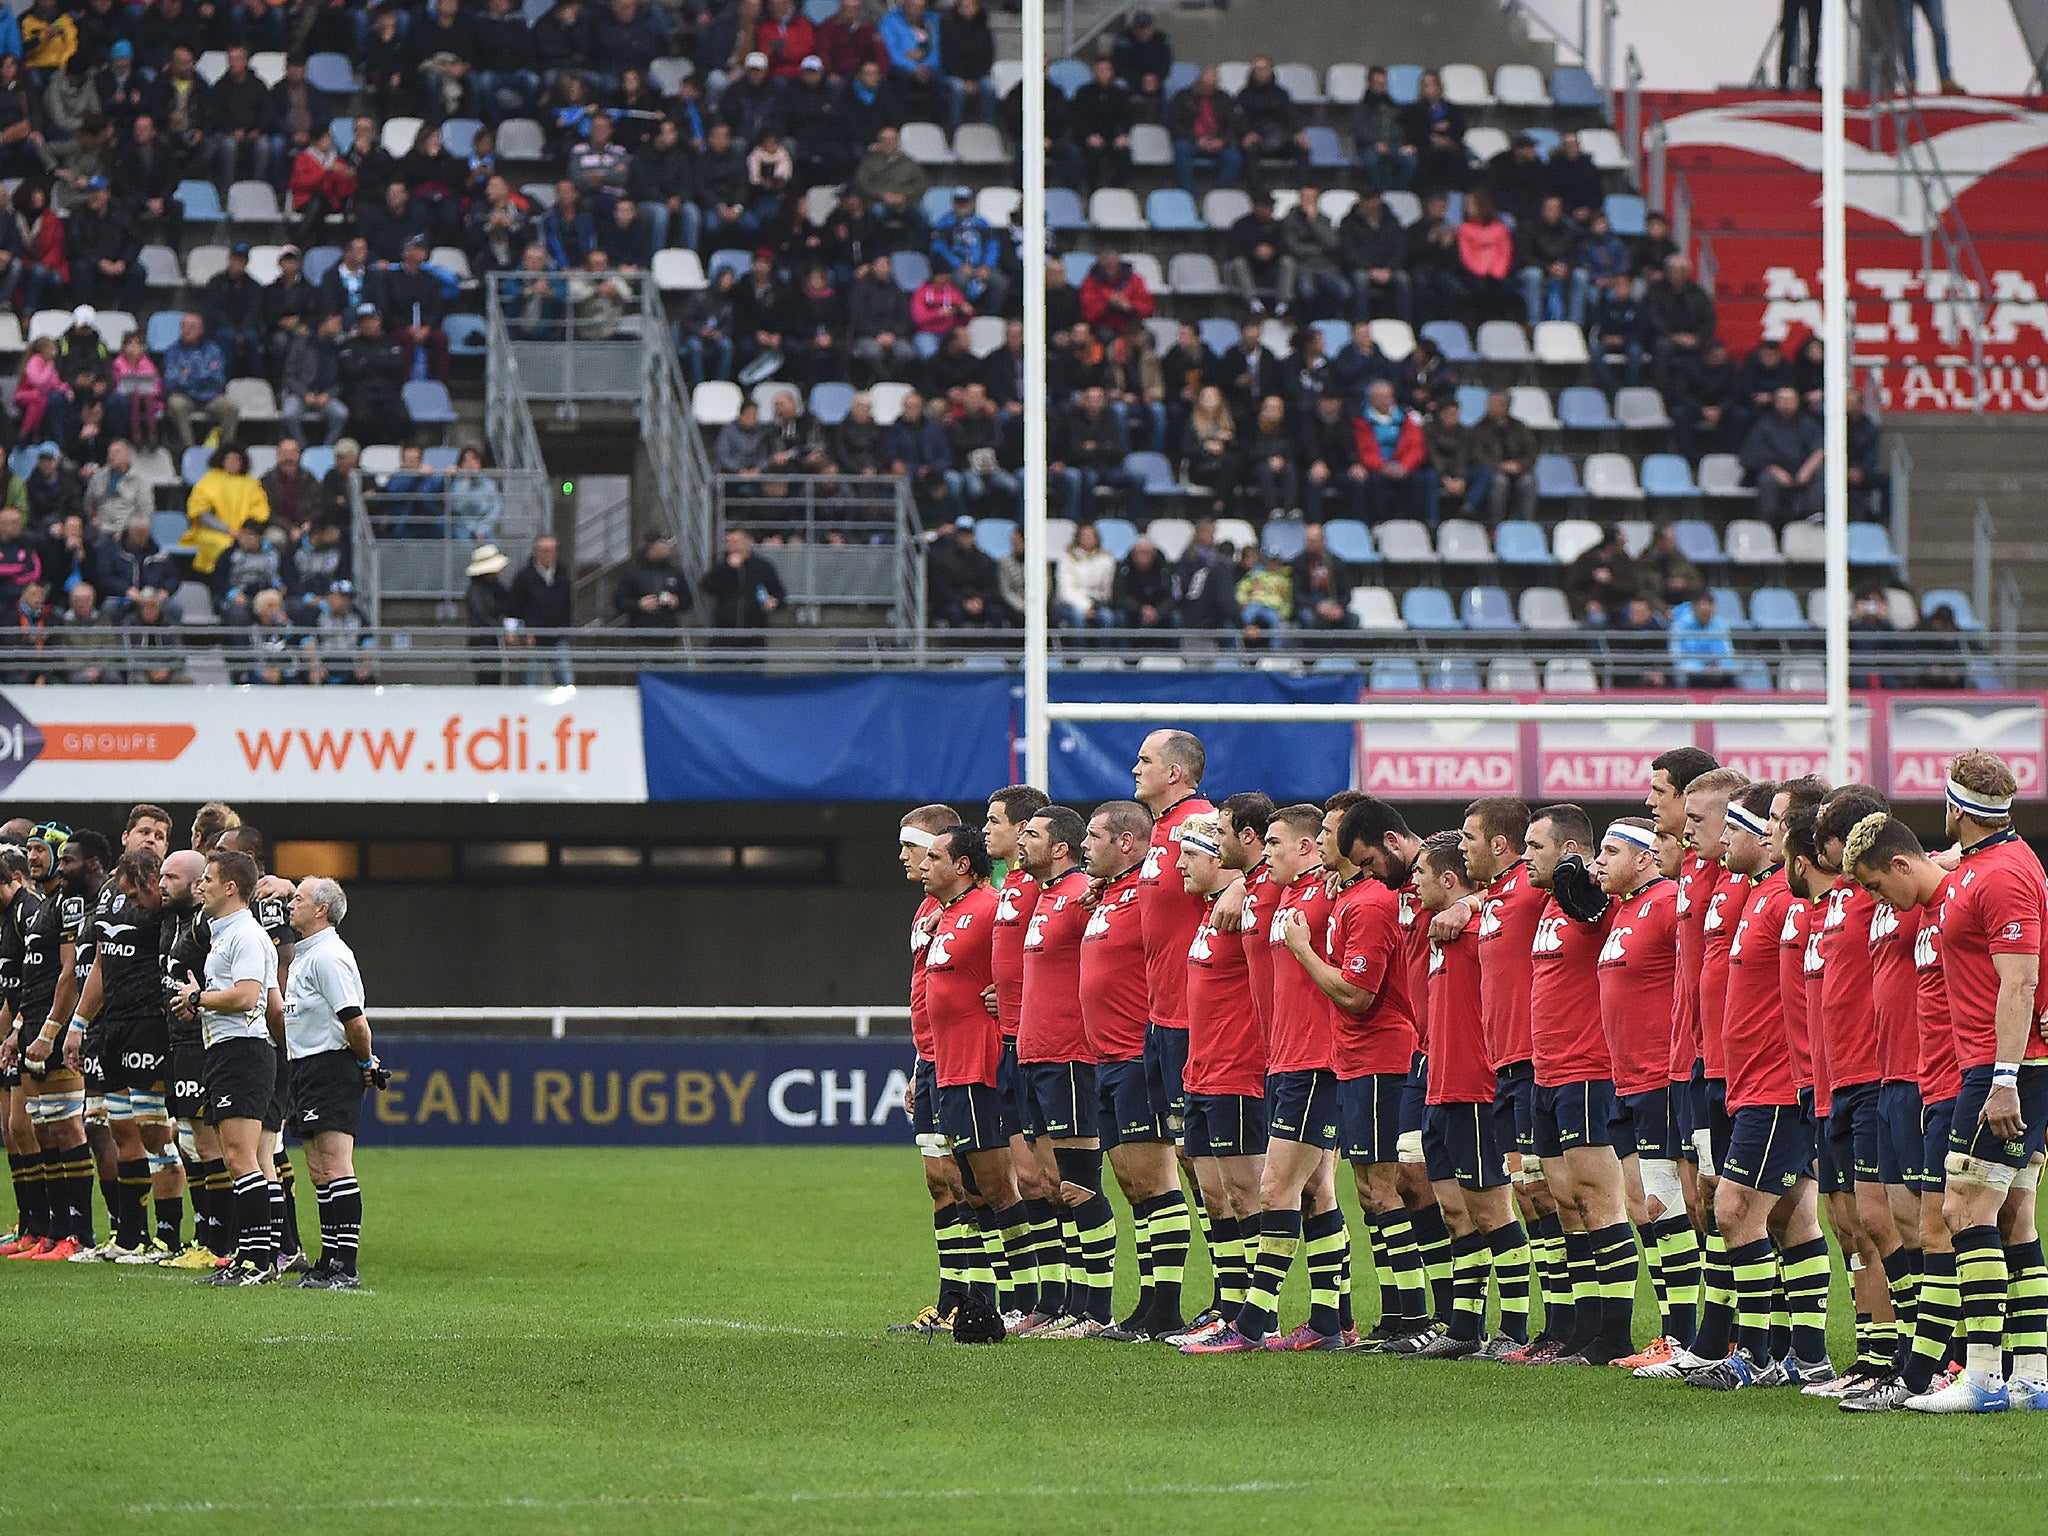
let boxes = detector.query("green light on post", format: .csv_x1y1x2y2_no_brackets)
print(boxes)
561,480,575,496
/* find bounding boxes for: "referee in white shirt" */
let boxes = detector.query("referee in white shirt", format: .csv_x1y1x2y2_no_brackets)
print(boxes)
282,877,375,1290
177,848,280,1287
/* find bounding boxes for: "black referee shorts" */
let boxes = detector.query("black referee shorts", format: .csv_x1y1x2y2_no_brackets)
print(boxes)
203,1037,277,1125
288,1050,367,1140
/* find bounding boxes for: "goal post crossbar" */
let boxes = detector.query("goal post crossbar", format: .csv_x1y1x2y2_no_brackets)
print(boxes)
1044,702,1837,725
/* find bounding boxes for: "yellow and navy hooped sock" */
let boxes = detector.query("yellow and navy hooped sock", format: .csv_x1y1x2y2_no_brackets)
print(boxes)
1954,1225,2008,1381
1903,1249,1959,1393
1023,1199,1064,1317
2003,1238,2048,1380
1336,1232,1355,1333
1728,1236,1777,1364
1589,1221,1640,1343
1562,1229,1599,1346
933,1203,972,1309
1135,1192,1191,1322
1448,1231,1490,1341
1237,1209,1302,1343
1653,1215,1701,1346
1486,1220,1532,1343
1778,1236,1832,1364
1531,1212,1571,1338
1302,1208,1348,1337
1209,1214,1245,1320
1884,1244,1921,1345
1409,1200,1455,1322
1694,1221,1734,1359
1374,1209,1430,1327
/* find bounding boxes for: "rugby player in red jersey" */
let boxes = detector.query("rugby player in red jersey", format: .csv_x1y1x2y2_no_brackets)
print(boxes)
1014,804,1118,1338
1080,800,1190,1343
1648,749,1721,1242
1185,805,1339,1353
1446,797,1569,1356
1174,815,1268,1346
1216,794,1276,1038
1328,798,1433,1351
1409,833,1534,1358
1840,814,1964,1411
919,825,1035,1322
891,805,975,1334
1865,821,1930,1370
1131,731,1214,1150
1686,784,1835,1390
1576,818,1689,1371
1517,804,1638,1366
983,785,1053,1323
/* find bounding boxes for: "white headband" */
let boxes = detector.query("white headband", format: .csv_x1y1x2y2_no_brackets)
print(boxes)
1180,828,1221,859
1725,803,1768,837
899,827,937,849
1947,776,2014,820
1604,822,1656,852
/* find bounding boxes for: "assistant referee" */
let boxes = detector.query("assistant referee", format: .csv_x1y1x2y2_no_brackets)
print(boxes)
282,877,375,1290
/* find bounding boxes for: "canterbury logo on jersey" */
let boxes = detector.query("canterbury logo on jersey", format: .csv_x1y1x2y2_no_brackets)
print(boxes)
1532,916,1567,954
927,931,954,966
1141,846,1168,880
1803,933,1824,976
1269,906,1295,944
1397,890,1418,927
996,887,1025,922
1729,918,1751,959
1478,898,1504,936
1188,926,1216,962
1598,925,1632,964
1428,941,1446,973
1242,892,1261,928
1870,902,1899,941
1085,907,1114,939
1703,891,1730,932
1779,906,1802,942
1915,925,1939,968
1824,888,1851,932
1024,912,1051,949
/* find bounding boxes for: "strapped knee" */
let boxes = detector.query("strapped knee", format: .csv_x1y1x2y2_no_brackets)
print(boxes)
130,1090,167,1125
30,1088,84,1125
1691,1128,1717,1179
85,1094,108,1126
1641,1158,1685,1214
103,1089,135,1122
915,1132,952,1159
2017,1155,2046,1195
1396,1129,1425,1165
1945,1151,2018,1193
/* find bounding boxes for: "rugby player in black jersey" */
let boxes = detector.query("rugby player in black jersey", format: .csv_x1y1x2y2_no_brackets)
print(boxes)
11,834,101,1258
76,848,178,1259
0,847,46,1254
158,850,226,1266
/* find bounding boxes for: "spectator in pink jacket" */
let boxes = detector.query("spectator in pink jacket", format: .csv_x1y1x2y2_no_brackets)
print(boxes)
110,330,165,449
13,337,71,442
1457,186,1516,321
910,268,975,336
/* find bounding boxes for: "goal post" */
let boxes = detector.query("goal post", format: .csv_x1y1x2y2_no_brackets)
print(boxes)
1018,0,1855,789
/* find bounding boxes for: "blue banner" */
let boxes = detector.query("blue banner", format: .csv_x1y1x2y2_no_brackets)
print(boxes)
639,673,1013,801
359,1037,918,1146
1046,670,1358,804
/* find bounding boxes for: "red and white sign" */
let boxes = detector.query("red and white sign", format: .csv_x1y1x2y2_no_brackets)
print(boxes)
1708,712,1871,785
1647,91,2048,411
1536,716,1690,798
1885,697,2046,799
1,686,648,803
1358,719,1519,797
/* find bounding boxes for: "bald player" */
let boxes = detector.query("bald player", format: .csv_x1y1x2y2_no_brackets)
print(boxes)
1084,799,1190,1343
892,803,976,1334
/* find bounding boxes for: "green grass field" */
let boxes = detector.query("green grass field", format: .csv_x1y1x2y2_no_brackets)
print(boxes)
0,1147,2038,1535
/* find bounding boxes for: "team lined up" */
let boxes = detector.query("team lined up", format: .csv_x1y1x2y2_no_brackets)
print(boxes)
0,803,376,1289
892,734,2048,1413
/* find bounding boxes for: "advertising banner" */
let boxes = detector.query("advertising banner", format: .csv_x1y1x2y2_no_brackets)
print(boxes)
1885,696,2046,799
357,1037,917,1146
1358,718,1521,798
0,685,646,802
1707,710,1873,785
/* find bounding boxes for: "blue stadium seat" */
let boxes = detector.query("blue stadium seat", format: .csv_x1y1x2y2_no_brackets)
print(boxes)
1124,451,1179,495
1261,519,1307,560
439,118,483,157
175,180,224,222
707,248,752,285
1422,320,1477,363
1670,518,1726,564
1558,386,1617,430
890,250,931,290
1047,60,1090,97
423,446,460,470
303,244,343,285
1708,588,1751,628
1847,522,1900,568
401,380,458,425
1401,587,1461,630
1094,517,1138,559
445,313,487,356
1145,188,1203,231
181,446,213,485
808,382,854,424
1311,318,1350,358
1061,250,1094,287
1045,188,1087,230
1551,67,1602,108
1371,656,1424,690
1461,585,1519,630
974,518,1016,560
1386,64,1423,103
1198,317,1240,356
152,510,188,551
301,445,336,479
146,310,186,353
1749,587,1810,630
1305,126,1350,168
1163,62,1201,98
1921,588,1981,629
306,53,357,94
1322,519,1376,563
1604,194,1647,236
1535,454,1584,499
1429,657,1484,692
1494,521,1554,564
1640,452,1698,497
1455,384,1490,422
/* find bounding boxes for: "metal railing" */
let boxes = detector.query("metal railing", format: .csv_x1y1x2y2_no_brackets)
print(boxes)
714,474,926,628
11,624,2024,689
641,287,715,583
486,270,648,417
376,1006,912,1040
357,468,552,607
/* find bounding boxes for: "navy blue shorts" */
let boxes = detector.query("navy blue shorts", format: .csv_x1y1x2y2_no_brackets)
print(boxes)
1917,1095,1957,1196
1721,1102,1814,1195
1706,1077,1733,1177
1675,1059,1706,1162
912,1057,941,1139
1828,1078,1882,1186
1185,1092,1268,1159
996,1038,1030,1140
1423,1101,1510,1190
1265,1068,1341,1150
1023,1060,1098,1141
1338,1072,1409,1164
1814,1105,1848,1196
1878,1080,1924,1188
1492,1060,1536,1159
1144,1022,1190,1131
1534,1078,1617,1159
1950,1064,2048,1170
1097,1057,1165,1150
938,1082,1007,1153
1613,1085,1678,1161
1400,1052,1429,1136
